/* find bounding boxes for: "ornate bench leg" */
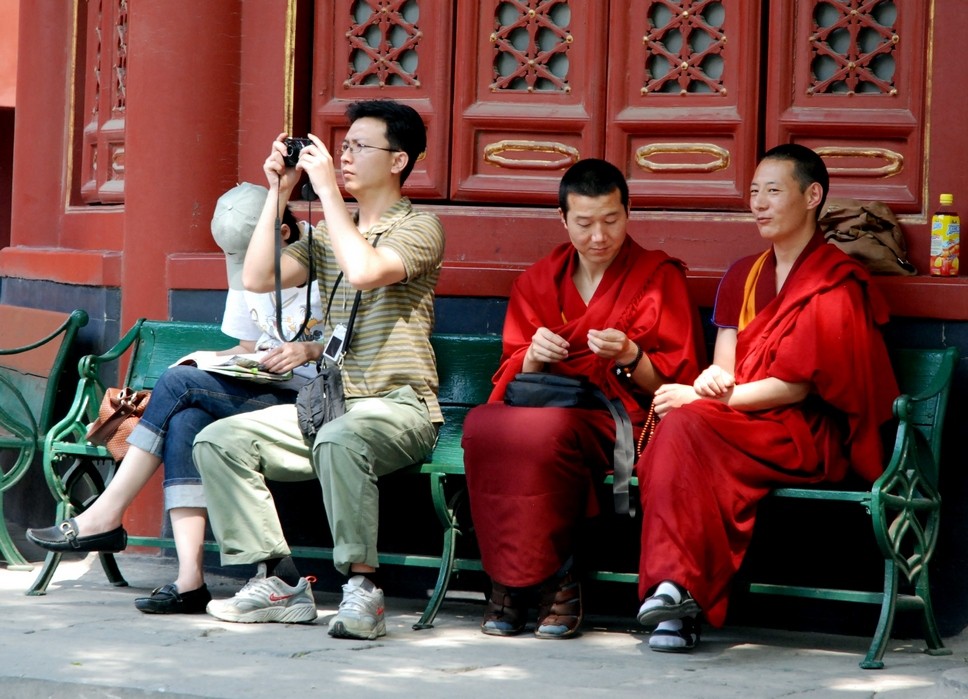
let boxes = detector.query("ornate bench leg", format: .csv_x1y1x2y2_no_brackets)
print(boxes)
917,570,950,657
27,456,130,593
26,551,128,595
413,472,459,630
99,552,128,587
25,549,62,596
860,563,898,669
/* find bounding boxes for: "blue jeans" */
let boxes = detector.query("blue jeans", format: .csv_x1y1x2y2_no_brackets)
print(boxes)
126,365,300,510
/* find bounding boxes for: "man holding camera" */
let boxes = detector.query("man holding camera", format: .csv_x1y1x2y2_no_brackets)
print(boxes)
194,100,444,640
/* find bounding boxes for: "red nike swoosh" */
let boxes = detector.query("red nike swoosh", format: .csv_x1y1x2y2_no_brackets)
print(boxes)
269,593,295,602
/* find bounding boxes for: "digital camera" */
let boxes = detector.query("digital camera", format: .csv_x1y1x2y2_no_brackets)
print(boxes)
283,137,312,167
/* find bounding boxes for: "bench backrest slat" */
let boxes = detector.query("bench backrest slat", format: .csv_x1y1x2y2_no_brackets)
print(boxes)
889,346,959,483
124,321,235,391
431,333,502,408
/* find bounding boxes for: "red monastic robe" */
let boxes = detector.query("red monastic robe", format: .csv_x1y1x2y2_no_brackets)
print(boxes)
464,238,702,587
637,236,897,626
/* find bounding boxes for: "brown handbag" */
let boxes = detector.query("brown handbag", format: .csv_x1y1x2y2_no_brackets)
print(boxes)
86,387,151,460
819,198,917,275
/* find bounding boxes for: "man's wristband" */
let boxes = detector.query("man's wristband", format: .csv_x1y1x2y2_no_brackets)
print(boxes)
614,343,644,379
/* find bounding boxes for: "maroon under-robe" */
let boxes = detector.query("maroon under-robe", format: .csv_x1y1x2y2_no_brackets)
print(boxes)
637,237,898,627
463,238,702,588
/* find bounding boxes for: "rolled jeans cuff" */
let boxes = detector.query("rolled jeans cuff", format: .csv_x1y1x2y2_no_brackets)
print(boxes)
127,421,165,459
164,483,207,511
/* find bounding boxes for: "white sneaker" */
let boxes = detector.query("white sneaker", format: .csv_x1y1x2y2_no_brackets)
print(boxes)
328,575,386,640
206,563,317,624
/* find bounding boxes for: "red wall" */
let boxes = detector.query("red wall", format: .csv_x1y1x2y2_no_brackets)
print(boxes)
3,1,966,318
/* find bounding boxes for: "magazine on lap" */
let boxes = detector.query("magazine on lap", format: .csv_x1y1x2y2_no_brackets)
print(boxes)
171,351,293,382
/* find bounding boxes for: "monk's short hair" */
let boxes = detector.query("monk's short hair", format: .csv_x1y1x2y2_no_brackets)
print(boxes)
761,144,829,212
558,158,630,215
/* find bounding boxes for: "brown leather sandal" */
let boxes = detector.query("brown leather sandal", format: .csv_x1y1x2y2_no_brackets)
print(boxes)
535,570,582,639
481,581,527,636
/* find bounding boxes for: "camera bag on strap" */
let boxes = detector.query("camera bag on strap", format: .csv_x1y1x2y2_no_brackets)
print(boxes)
294,282,360,444
293,231,384,444
503,372,636,517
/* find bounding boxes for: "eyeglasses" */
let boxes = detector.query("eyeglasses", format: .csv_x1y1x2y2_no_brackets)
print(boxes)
340,140,399,155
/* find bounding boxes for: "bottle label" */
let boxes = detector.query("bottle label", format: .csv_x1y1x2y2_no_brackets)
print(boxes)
930,214,960,276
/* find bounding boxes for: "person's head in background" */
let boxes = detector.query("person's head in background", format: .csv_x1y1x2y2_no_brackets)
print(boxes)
211,182,300,290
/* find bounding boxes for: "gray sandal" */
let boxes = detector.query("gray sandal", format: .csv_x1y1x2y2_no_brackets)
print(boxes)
649,616,701,652
637,586,701,626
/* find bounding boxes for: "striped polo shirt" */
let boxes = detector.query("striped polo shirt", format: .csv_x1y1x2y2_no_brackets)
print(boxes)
284,197,444,423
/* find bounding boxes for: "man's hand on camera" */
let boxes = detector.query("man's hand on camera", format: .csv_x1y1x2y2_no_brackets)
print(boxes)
296,134,340,200
264,132,303,192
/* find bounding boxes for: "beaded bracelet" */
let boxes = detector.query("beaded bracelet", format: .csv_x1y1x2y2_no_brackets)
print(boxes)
614,343,644,379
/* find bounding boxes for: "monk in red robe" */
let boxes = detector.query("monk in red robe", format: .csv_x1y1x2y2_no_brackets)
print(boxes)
635,144,898,652
462,159,702,639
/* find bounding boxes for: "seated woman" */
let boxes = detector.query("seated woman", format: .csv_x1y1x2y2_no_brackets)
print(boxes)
27,183,324,614
461,159,702,639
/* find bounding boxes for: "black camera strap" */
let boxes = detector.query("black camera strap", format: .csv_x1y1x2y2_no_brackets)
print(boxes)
273,186,315,343
321,231,384,363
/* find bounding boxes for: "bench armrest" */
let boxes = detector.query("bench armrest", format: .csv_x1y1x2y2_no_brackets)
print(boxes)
882,346,960,488
76,318,147,386
869,347,959,573
43,319,147,461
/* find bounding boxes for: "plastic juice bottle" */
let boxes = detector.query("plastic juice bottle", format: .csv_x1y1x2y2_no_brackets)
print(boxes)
930,193,960,276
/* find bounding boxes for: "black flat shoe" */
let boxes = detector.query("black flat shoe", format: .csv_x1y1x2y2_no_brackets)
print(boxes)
135,583,212,614
26,518,127,553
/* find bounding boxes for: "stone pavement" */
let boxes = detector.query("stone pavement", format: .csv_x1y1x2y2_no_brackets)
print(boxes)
1,552,967,698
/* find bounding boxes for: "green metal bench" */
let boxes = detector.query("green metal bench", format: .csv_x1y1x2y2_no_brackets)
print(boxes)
593,346,959,669
27,319,236,594
748,346,960,669
0,306,89,570
30,317,957,665
27,318,502,632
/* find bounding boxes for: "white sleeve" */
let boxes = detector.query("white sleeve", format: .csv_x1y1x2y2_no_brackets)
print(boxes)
219,288,261,342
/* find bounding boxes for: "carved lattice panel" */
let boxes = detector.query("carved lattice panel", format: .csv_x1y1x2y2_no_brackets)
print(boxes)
311,0,454,199
345,0,421,88
490,0,573,93
765,0,927,212
808,0,898,95
112,0,128,111
452,0,608,203
78,0,127,205
606,0,761,210
642,0,728,95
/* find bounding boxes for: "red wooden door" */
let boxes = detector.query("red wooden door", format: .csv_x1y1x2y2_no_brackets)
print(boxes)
605,0,762,210
451,0,609,204
310,0,454,199
765,1,928,214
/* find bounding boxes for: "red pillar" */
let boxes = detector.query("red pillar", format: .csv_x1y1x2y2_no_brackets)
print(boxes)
121,2,246,326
